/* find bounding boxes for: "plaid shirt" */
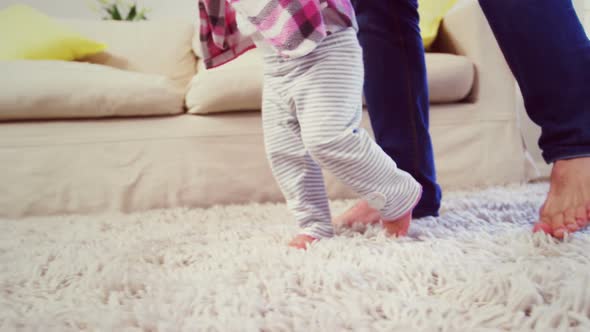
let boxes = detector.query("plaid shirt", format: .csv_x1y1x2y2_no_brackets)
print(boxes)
198,0,356,68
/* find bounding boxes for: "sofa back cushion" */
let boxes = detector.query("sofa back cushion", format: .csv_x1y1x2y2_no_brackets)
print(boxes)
0,60,184,121
185,50,474,114
186,50,264,114
61,19,197,89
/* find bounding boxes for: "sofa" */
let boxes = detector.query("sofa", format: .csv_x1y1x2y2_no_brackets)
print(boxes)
0,1,530,219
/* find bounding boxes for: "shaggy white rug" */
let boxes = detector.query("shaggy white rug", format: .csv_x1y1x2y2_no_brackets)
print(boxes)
1,183,589,332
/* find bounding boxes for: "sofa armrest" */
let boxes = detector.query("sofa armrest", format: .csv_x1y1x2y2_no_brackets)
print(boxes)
432,0,517,117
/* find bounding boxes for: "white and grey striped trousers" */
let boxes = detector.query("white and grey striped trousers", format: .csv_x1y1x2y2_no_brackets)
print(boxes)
261,28,422,239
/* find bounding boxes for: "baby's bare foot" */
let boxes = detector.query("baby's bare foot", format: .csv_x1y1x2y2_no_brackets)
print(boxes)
332,200,381,228
533,157,590,238
382,209,413,237
288,234,318,250
333,200,415,237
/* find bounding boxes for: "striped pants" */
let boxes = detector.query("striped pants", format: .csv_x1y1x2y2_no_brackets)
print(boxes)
262,29,422,239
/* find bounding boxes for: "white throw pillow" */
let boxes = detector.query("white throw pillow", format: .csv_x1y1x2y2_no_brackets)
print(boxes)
186,49,263,114
0,60,184,121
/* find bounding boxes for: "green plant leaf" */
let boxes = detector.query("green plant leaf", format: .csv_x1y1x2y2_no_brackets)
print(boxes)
109,4,123,20
96,0,148,21
126,4,137,21
137,8,148,21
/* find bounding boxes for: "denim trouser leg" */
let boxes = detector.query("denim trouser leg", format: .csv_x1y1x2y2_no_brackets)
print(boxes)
352,0,442,217
479,0,590,163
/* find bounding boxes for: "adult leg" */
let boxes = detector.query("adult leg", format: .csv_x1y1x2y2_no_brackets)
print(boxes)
479,0,590,238
336,0,441,227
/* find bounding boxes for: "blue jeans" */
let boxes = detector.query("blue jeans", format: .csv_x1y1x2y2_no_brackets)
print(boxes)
352,0,441,218
479,0,590,163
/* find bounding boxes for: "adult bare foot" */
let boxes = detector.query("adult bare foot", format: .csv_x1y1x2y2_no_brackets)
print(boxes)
288,234,317,250
533,157,590,238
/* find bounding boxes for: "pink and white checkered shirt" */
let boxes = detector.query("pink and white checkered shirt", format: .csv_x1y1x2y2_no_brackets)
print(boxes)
198,0,357,68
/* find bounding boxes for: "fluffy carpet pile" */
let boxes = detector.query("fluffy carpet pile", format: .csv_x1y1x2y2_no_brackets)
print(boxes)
1,183,589,331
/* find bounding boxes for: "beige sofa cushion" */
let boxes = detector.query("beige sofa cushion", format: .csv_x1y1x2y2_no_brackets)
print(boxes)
0,60,184,121
186,50,264,114
427,53,474,103
61,19,197,89
185,50,474,114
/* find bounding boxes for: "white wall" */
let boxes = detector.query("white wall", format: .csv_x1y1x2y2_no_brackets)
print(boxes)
0,0,197,19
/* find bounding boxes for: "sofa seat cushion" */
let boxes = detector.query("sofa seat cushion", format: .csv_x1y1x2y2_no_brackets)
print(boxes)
0,60,184,121
185,50,475,114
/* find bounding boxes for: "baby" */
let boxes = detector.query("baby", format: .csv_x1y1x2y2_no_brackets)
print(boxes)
198,0,422,249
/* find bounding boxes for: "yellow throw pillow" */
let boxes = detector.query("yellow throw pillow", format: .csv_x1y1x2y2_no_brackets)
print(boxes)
419,0,458,49
0,4,107,60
